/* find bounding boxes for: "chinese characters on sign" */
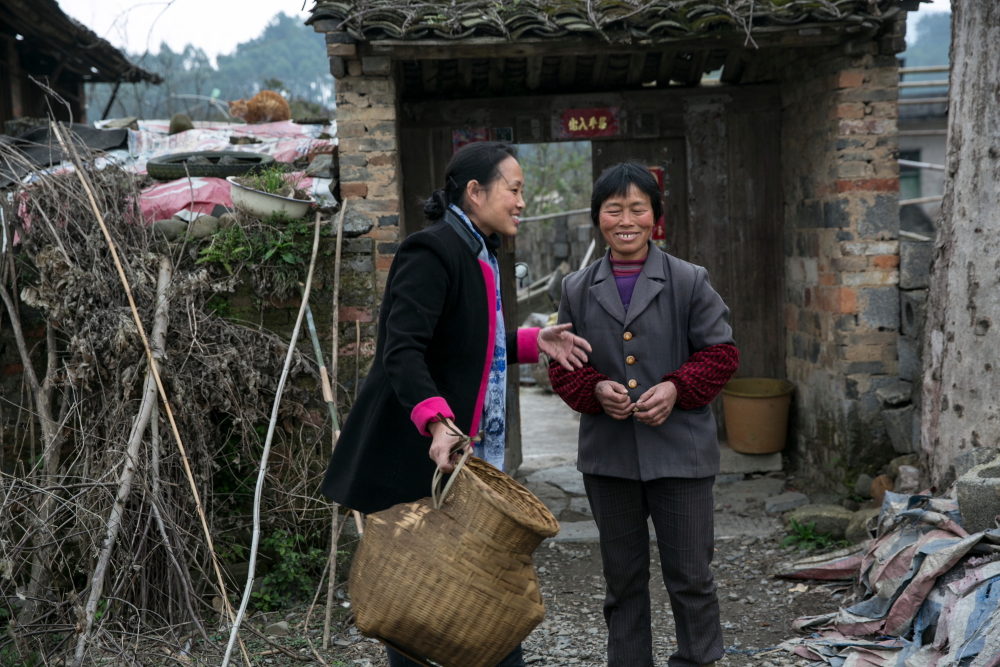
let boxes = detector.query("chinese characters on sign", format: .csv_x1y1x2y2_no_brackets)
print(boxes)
557,107,620,139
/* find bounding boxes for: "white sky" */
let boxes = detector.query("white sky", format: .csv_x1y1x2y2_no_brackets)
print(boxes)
59,0,950,62
59,0,313,64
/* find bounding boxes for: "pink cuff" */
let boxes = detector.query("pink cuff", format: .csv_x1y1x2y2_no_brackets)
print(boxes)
517,327,541,364
410,397,455,436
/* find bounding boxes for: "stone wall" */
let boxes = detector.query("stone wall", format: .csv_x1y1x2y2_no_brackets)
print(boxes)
514,211,598,286
748,14,908,492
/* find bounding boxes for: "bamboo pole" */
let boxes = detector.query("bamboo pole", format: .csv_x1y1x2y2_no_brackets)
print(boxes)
323,201,347,650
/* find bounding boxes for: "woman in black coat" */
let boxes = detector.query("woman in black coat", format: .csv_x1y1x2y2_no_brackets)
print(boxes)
320,142,591,667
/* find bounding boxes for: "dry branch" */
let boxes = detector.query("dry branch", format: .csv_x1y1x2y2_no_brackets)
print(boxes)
72,255,170,665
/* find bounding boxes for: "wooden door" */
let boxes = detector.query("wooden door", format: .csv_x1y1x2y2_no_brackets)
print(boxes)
591,104,784,382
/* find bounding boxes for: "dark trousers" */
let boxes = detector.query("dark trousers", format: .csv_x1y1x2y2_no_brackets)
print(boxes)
584,474,722,667
386,644,524,667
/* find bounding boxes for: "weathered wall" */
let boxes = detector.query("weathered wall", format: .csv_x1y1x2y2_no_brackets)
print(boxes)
320,32,406,396
749,16,907,492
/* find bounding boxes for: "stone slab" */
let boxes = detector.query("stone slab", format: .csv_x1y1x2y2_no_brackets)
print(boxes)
764,492,810,513
526,464,586,497
882,405,916,454
900,240,934,290
875,381,912,407
785,504,854,540
956,455,1000,534
719,444,783,474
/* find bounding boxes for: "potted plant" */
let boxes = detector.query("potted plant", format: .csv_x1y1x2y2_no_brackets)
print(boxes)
227,165,315,219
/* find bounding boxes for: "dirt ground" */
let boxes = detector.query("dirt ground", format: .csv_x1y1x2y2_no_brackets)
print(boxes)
239,531,841,667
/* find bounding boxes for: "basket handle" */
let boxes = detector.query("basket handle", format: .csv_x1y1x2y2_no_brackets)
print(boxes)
430,416,475,510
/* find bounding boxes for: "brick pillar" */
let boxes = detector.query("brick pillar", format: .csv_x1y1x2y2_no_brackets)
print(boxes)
773,26,906,492
315,22,404,395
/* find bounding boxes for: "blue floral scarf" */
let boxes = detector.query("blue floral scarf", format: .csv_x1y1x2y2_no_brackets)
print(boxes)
450,204,506,471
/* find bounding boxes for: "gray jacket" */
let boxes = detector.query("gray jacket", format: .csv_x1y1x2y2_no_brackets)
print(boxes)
557,243,735,480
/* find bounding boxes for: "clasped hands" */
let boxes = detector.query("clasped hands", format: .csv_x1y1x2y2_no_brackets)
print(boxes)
595,380,678,427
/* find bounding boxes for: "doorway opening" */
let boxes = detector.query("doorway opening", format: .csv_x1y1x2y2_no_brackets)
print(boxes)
513,141,595,289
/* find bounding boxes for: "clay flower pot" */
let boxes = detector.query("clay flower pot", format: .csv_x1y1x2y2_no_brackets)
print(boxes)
721,378,794,454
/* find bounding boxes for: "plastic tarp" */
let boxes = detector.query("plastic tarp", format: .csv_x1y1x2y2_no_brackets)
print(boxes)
780,493,1000,667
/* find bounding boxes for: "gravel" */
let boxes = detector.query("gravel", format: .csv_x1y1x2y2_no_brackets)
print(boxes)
299,533,846,667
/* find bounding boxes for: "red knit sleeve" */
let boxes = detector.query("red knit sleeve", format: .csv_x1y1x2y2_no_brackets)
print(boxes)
664,343,739,410
548,361,609,415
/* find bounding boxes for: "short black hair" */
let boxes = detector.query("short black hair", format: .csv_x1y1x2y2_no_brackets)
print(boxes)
590,161,663,226
423,142,518,221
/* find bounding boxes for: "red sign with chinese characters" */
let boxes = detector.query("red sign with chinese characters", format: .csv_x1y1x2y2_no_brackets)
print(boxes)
648,166,666,242
557,107,619,139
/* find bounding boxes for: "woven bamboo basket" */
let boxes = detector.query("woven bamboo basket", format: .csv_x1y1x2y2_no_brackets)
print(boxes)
349,455,560,667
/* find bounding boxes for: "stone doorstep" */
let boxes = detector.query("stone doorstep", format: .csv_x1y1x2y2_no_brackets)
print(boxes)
719,444,783,474
545,514,782,544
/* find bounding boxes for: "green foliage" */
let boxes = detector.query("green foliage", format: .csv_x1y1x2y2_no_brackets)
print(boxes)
196,218,310,275
781,518,848,552
251,530,327,611
0,648,41,667
517,142,593,217
239,164,303,197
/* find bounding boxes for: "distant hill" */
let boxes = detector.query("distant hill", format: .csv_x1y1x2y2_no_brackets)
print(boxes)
901,12,950,67
86,13,332,122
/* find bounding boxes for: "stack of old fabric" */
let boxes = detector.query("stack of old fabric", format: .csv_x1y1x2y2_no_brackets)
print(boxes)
779,492,1000,667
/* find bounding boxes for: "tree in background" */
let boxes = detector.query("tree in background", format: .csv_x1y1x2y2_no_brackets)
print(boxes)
87,13,332,121
517,142,592,218
921,4,999,482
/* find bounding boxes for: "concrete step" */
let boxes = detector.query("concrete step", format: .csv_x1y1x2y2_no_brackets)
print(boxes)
719,444,783,475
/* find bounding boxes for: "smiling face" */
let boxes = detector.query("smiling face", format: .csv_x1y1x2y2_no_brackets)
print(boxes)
598,185,655,261
463,155,525,237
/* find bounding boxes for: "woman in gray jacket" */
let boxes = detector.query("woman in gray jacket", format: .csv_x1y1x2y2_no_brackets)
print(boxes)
549,162,739,667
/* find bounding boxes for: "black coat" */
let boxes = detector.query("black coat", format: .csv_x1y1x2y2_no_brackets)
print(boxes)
320,209,535,514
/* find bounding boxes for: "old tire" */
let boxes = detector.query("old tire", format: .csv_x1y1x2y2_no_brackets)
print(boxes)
145,151,275,181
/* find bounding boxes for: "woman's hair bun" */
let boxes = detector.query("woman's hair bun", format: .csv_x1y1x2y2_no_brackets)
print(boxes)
423,188,449,221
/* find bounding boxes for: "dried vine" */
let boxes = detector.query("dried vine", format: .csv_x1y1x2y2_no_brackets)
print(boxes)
0,128,339,664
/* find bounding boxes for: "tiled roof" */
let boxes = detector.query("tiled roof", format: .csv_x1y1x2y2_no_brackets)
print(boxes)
4,0,161,83
309,0,902,42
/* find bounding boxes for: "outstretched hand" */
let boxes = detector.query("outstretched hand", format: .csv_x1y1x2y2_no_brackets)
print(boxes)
537,323,592,371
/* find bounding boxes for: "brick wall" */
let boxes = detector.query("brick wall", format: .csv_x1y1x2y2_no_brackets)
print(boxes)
747,17,907,492
318,20,407,393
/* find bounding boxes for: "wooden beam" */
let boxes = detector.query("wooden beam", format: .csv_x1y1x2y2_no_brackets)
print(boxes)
359,23,856,60
657,50,677,86
590,53,608,87
558,55,576,87
626,52,646,86
720,49,746,84
421,60,439,93
685,50,709,85
458,58,473,89
488,58,505,91
526,56,543,89
7,39,22,117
